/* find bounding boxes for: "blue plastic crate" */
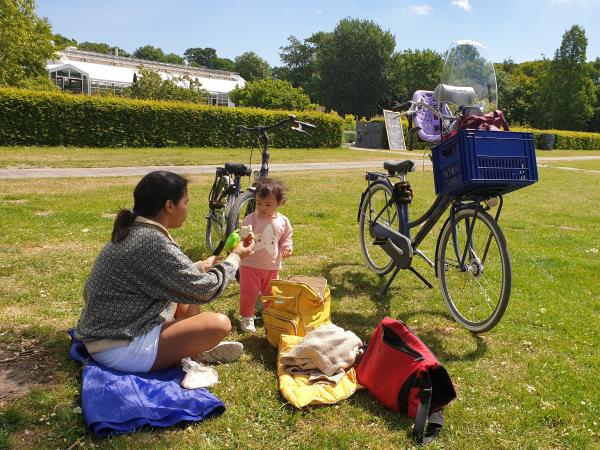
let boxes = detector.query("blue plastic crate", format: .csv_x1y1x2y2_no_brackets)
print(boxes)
432,129,538,197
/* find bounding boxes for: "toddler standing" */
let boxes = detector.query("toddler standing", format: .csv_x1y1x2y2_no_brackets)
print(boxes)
239,178,293,333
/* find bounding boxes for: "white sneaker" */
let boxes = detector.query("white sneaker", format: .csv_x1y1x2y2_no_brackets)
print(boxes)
240,316,256,333
198,341,244,364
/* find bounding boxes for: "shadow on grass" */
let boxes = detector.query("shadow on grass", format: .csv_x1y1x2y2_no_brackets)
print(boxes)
350,389,415,437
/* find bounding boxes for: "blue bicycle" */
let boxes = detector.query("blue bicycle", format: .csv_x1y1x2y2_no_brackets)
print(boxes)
357,41,538,332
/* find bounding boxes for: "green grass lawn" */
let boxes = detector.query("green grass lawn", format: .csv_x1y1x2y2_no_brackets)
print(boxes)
0,146,395,169
535,149,600,157
0,164,598,448
0,146,599,170
541,160,600,171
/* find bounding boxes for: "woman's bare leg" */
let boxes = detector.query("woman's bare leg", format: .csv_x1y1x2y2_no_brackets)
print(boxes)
174,303,200,319
150,312,231,371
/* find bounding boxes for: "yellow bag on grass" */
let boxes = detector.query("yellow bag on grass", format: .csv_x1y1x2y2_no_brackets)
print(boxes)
262,276,331,349
277,334,362,408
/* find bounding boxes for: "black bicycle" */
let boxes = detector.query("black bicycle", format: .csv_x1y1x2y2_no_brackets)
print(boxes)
205,114,315,254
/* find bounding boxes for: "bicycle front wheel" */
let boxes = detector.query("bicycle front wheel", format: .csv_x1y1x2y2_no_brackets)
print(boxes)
228,190,255,232
437,207,511,333
358,181,398,275
205,175,230,252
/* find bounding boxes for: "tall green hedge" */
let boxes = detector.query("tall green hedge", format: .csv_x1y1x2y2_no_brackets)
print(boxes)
363,116,600,151
512,127,600,150
0,88,343,148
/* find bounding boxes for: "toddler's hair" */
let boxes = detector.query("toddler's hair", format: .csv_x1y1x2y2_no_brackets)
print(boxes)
255,178,286,203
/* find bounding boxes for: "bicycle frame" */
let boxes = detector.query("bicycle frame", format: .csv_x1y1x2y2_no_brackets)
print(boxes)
363,172,504,281
206,115,315,254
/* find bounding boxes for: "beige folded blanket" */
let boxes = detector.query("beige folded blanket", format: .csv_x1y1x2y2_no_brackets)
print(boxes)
280,323,363,384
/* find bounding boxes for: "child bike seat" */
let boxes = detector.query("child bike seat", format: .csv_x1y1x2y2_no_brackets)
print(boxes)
411,90,442,143
433,84,475,108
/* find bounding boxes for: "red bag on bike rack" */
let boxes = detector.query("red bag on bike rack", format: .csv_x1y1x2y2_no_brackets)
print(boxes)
356,317,456,444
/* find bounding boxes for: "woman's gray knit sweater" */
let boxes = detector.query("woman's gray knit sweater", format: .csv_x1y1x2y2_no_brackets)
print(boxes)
75,223,239,342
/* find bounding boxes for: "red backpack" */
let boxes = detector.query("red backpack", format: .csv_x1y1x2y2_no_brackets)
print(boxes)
356,317,456,444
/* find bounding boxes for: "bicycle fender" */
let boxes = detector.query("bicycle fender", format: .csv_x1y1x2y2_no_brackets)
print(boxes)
357,189,367,223
357,178,392,223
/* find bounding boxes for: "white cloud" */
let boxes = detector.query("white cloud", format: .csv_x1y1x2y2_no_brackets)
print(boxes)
409,4,433,15
314,9,324,15
451,0,471,11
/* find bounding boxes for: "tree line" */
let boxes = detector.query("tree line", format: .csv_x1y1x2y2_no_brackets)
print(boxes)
1,0,598,132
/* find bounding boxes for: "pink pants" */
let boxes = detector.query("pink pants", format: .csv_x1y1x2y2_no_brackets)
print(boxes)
239,266,279,317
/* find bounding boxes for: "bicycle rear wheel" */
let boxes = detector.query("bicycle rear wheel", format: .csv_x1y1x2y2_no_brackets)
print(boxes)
358,181,398,275
205,174,230,253
436,207,511,333
228,189,256,233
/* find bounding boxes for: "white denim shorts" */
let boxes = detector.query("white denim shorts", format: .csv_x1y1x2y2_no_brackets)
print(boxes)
90,324,162,373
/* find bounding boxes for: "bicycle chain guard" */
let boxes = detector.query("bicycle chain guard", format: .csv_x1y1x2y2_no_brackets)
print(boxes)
371,222,413,269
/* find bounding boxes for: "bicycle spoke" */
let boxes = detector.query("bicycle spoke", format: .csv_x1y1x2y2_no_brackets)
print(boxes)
438,207,511,333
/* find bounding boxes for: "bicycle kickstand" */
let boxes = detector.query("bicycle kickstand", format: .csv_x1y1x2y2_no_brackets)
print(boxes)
408,266,433,289
378,267,401,296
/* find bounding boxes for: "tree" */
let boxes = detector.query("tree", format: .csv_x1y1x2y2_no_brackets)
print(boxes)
587,57,600,132
229,78,313,110
533,25,596,130
277,33,327,100
53,33,77,49
496,60,546,126
163,53,184,65
234,52,271,82
184,47,235,71
185,47,218,68
388,49,443,104
78,41,130,57
0,0,56,89
315,18,395,117
124,67,208,103
214,57,235,72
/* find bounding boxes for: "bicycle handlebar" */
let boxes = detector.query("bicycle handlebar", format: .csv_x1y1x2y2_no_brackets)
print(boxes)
236,114,316,136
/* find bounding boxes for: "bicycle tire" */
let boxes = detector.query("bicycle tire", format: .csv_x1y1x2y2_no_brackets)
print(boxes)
436,207,511,333
358,180,398,275
228,189,256,233
205,174,230,253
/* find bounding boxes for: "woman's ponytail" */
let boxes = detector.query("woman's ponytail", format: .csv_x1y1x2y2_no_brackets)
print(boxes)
111,209,137,243
109,171,188,244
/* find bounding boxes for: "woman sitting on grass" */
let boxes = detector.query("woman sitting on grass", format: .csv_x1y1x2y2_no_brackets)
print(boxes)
74,171,254,372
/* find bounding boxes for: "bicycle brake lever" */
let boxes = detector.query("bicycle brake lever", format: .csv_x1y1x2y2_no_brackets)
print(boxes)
291,124,309,134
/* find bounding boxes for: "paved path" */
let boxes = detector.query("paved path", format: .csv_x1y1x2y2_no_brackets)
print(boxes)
0,161,395,179
0,152,599,179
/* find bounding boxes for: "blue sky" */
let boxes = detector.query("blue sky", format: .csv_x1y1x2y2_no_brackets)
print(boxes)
37,0,600,65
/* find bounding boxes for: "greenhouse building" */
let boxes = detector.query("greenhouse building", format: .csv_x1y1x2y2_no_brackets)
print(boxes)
46,48,245,106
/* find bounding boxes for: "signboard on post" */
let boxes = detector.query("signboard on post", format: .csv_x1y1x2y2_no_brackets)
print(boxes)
383,109,406,150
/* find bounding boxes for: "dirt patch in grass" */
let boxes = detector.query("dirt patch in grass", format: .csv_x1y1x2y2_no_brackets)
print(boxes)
33,211,53,217
0,199,28,205
0,337,58,403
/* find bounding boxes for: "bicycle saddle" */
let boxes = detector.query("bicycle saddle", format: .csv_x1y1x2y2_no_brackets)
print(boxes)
384,160,415,175
224,162,252,177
